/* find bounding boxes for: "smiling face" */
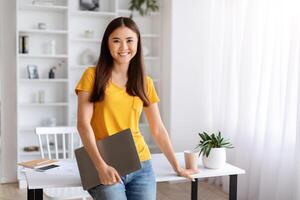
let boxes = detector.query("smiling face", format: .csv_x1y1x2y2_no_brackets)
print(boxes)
108,26,138,65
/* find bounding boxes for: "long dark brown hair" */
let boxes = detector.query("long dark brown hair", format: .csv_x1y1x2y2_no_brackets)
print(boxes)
90,17,149,106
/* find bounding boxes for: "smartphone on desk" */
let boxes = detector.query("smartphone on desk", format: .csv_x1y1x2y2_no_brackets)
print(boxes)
36,164,59,172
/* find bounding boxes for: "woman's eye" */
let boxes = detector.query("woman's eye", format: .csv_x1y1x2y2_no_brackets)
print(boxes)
127,39,134,43
113,40,120,43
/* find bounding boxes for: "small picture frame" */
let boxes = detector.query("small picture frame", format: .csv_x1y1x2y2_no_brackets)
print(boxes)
27,65,39,79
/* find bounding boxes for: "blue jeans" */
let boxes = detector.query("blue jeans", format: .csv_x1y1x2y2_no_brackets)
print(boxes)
88,160,156,200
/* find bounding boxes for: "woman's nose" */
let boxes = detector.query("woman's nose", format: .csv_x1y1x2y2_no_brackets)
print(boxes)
120,41,128,50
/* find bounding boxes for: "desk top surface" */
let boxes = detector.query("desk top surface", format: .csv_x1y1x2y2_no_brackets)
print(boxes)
24,152,245,189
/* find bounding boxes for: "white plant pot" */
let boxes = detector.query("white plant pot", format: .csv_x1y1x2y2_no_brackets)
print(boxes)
202,148,226,169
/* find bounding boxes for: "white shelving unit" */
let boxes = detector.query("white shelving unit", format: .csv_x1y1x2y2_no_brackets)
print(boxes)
70,10,116,17
19,4,68,12
19,29,68,34
70,38,101,43
16,0,163,187
19,78,68,82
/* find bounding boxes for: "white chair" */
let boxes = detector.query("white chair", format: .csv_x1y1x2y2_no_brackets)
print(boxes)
36,126,90,200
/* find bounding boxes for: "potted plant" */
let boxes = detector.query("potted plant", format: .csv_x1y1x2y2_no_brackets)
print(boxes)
129,0,159,17
196,131,233,169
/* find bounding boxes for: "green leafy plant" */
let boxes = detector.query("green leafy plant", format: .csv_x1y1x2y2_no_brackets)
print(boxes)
195,131,234,157
129,0,159,17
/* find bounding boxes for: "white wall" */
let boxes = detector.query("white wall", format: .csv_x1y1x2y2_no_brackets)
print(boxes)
0,0,18,183
0,0,2,183
160,0,172,131
170,0,213,151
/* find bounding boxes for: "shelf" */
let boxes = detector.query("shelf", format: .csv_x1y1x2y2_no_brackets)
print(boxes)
19,127,35,132
19,126,71,133
144,56,160,60
19,126,35,133
19,102,68,107
141,34,160,38
18,54,68,59
19,151,41,156
117,9,160,16
19,4,68,12
20,79,68,83
116,9,132,15
70,38,100,43
70,10,116,17
19,29,68,35
70,65,93,70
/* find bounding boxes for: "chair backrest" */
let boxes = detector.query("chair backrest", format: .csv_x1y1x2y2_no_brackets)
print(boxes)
35,126,83,160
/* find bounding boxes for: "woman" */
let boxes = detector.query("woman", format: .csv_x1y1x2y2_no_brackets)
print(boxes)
76,17,198,200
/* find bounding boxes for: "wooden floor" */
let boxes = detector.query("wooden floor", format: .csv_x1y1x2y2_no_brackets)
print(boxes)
0,181,228,200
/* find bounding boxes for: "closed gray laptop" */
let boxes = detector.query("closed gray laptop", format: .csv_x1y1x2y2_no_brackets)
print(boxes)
75,128,141,190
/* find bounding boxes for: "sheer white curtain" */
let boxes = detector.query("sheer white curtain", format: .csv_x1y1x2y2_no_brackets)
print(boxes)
188,0,300,199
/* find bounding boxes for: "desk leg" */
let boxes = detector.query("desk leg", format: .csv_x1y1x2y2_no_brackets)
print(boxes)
191,178,198,200
27,188,43,200
229,175,237,200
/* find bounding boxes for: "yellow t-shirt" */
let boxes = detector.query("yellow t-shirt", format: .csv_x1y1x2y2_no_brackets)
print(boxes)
75,67,160,162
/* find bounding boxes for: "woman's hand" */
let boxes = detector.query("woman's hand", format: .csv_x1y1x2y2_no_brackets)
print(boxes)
175,167,199,181
97,164,122,185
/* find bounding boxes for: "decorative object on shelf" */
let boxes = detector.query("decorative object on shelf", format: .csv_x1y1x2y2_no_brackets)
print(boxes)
80,48,97,65
129,0,159,17
184,150,199,170
50,39,56,55
43,40,56,55
27,65,39,79
48,60,64,79
19,35,29,54
48,67,55,79
32,0,56,5
23,146,39,152
42,117,57,127
195,131,234,169
38,90,45,103
80,0,99,11
84,29,95,38
143,45,149,56
37,22,47,30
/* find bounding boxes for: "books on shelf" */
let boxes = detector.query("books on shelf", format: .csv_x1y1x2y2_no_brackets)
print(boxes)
18,158,58,169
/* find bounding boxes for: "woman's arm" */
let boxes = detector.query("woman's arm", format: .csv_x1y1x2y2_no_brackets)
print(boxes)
77,91,121,185
144,103,198,181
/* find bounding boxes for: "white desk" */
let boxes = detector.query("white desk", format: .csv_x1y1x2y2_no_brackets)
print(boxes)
25,153,245,200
